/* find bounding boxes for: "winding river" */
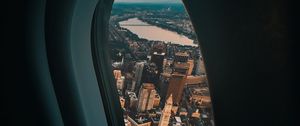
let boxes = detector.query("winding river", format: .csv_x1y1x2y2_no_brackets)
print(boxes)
119,18,197,47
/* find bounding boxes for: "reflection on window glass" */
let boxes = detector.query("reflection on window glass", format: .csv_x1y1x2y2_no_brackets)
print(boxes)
108,0,214,125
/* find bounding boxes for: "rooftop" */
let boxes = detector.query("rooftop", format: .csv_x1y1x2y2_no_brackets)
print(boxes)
174,62,189,69
153,52,165,55
188,86,210,96
128,115,152,124
141,83,155,89
127,91,138,99
186,76,205,85
175,52,189,57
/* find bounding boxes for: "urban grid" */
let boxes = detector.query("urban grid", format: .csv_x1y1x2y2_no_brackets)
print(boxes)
108,3,214,126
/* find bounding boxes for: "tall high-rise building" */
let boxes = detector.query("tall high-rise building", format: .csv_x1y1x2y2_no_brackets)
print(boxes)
151,52,165,74
173,62,189,75
153,93,161,108
113,70,122,80
174,52,189,62
158,73,171,103
137,83,156,112
158,94,173,126
166,74,186,105
128,80,136,92
127,91,138,109
125,73,134,92
173,52,190,75
199,56,206,74
120,96,125,108
187,59,194,75
164,52,189,105
116,76,125,90
195,56,206,75
133,62,145,91
141,63,158,85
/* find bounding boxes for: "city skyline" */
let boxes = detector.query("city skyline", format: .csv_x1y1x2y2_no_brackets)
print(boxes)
109,3,214,126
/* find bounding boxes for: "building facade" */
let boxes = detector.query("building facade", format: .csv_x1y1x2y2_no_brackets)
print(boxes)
133,62,145,91
151,52,165,74
158,94,173,126
166,74,186,105
137,83,156,112
116,76,125,90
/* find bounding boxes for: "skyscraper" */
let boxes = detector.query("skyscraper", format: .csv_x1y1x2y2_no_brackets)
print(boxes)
199,56,206,75
116,76,125,90
153,93,161,108
187,59,194,75
195,56,206,75
133,62,145,91
158,73,171,103
165,52,189,104
127,91,138,109
173,52,190,75
166,74,186,105
141,63,158,85
173,62,189,75
174,52,189,62
137,83,156,112
113,70,122,80
158,94,173,126
151,52,165,74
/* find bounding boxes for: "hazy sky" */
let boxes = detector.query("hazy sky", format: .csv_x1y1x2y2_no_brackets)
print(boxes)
114,0,181,3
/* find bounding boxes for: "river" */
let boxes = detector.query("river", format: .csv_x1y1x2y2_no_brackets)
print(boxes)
119,18,198,47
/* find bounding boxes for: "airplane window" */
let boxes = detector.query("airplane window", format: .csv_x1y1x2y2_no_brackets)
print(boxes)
107,0,215,125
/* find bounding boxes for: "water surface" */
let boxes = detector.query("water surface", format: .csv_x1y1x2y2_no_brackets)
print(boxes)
119,18,197,47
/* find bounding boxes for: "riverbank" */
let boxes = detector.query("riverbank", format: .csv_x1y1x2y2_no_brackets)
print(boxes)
138,17,197,42
119,18,198,47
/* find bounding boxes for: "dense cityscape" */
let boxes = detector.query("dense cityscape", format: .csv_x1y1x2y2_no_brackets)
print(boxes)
108,3,214,126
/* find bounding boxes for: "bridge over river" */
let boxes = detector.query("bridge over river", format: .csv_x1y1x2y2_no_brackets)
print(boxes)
118,17,198,47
